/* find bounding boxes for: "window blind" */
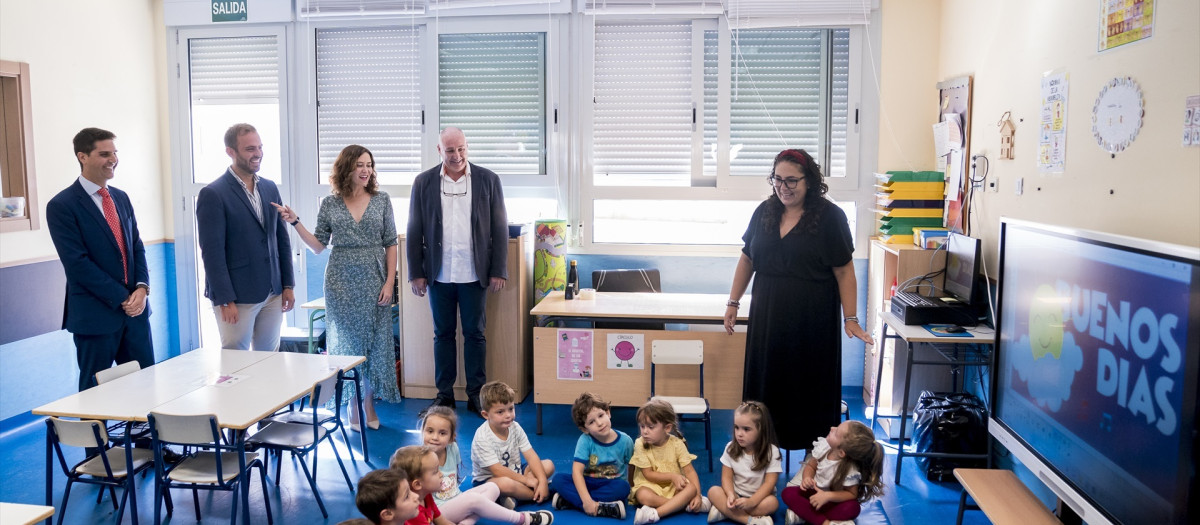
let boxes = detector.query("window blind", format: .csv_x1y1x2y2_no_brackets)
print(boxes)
728,28,824,177
439,32,546,176
725,0,873,27
298,0,424,17
188,36,279,104
315,26,422,181
592,21,693,185
829,28,849,178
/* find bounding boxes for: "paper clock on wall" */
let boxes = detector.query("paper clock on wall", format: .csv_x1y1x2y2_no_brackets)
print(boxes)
1091,76,1144,154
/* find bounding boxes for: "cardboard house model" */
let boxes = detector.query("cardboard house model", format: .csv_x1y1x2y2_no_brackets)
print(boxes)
999,117,1016,159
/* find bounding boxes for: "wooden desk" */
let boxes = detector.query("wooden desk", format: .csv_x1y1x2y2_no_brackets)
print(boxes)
871,311,994,484
954,469,1061,525
0,503,54,525
32,349,365,525
530,291,749,433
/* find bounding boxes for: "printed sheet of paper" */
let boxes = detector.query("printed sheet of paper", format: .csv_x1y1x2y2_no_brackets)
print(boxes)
556,329,594,381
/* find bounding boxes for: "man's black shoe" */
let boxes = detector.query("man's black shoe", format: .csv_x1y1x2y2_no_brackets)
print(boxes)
161,448,185,464
466,397,483,418
419,396,456,419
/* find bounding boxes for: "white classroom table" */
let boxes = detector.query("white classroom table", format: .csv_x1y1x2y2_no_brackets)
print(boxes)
0,502,54,525
32,348,365,525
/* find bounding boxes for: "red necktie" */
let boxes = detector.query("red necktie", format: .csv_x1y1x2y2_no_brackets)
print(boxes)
97,187,128,284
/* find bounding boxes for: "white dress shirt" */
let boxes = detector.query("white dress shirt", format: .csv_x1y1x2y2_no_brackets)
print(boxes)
437,164,478,283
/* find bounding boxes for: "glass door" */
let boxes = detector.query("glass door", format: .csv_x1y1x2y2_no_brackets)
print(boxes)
171,27,291,351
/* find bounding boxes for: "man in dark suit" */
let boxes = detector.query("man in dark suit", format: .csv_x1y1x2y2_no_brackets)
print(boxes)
196,123,294,351
407,127,508,415
47,127,153,391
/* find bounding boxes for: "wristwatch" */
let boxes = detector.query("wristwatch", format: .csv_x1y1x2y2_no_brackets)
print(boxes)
136,283,150,296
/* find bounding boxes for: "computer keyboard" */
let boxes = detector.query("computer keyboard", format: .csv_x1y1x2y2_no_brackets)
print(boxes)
894,291,942,308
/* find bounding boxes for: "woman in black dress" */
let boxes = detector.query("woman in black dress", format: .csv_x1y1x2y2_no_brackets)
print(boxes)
723,149,872,451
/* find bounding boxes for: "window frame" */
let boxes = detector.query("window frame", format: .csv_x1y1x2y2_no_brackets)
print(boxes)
576,16,866,255
0,60,39,233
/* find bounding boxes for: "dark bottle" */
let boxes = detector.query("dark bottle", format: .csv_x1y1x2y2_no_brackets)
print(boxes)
565,260,578,300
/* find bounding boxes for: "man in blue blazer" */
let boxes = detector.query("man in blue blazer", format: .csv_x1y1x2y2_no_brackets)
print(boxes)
407,127,508,415
196,123,294,351
47,128,153,391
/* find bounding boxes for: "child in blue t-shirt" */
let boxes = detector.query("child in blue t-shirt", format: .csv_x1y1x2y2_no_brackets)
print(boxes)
551,392,634,519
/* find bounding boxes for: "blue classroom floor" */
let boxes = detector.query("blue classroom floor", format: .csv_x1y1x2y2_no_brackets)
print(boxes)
0,387,989,524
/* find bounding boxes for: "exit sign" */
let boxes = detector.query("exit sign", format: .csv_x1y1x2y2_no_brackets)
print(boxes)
212,0,247,22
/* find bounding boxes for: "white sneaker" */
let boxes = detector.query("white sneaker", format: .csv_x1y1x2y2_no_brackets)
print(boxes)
826,521,854,525
747,516,774,525
695,496,712,513
784,510,804,525
634,506,660,525
707,506,724,523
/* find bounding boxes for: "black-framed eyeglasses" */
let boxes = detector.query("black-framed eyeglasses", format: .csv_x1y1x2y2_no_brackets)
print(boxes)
767,175,803,189
442,176,467,197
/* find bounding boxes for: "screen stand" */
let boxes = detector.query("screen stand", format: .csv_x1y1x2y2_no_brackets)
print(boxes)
1056,500,1083,525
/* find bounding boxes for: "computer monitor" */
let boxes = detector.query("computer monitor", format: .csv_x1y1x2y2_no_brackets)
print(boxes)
943,232,981,304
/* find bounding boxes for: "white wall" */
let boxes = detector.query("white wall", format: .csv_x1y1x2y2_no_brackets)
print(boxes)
938,0,1199,270
0,0,169,265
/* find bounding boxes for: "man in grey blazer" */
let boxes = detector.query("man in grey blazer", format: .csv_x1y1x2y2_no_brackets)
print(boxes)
407,127,508,415
196,123,295,351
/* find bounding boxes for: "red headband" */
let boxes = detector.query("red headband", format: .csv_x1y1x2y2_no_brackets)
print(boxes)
778,149,808,167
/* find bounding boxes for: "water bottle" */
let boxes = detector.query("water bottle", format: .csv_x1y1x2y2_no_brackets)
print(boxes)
565,260,578,300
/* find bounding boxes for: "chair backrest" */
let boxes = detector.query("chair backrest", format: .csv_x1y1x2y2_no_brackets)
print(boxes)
310,369,342,408
95,360,141,385
592,268,662,293
593,268,665,330
148,412,222,446
651,340,704,365
48,417,108,448
650,340,704,398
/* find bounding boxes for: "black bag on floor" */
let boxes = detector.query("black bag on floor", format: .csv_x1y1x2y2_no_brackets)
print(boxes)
912,390,987,481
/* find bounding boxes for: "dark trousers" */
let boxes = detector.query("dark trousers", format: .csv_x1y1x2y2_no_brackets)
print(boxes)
73,316,154,391
552,472,631,507
428,280,488,403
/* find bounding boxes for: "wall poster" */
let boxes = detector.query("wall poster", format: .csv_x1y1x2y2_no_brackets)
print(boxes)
607,333,645,369
556,329,593,380
1039,71,1069,173
1099,0,1154,52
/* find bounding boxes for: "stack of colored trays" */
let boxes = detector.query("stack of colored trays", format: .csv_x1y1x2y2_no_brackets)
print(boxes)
874,171,945,244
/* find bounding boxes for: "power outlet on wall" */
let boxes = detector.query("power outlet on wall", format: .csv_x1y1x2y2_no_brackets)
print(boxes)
988,176,999,192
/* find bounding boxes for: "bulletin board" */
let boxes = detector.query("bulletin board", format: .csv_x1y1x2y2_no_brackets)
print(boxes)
937,75,973,233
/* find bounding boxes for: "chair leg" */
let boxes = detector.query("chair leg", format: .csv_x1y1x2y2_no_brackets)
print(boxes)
704,416,713,472
192,487,201,521
295,454,329,518
327,436,355,493
107,486,119,509
230,481,240,525
153,480,162,525
337,421,356,464
257,463,275,525
114,482,130,525
164,483,174,515
275,449,283,486
56,479,74,525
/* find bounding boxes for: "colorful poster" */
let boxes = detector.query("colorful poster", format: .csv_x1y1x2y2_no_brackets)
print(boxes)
607,333,644,369
1183,95,1200,147
533,219,567,304
1099,0,1154,52
1038,71,1069,173
556,329,593,381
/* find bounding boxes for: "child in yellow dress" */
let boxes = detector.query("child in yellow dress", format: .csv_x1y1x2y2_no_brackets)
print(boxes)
629,399,707,525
